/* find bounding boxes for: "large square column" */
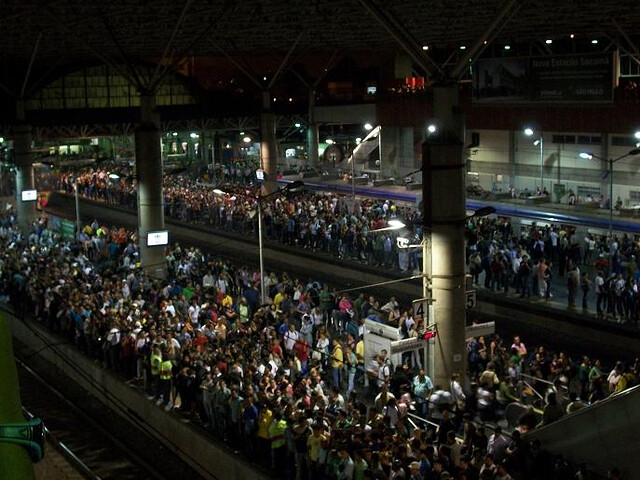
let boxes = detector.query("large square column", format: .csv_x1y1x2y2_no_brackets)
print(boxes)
13,124,35,235
424,85,467,388
135,93,167,279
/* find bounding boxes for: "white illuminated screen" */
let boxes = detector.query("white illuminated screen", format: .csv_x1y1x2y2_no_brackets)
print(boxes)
21,190,37,201
256,169,265,181
146,230,169,247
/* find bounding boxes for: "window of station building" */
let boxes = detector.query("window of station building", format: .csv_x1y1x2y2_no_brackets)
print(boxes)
611,135,638,147
630,191,640,202
577,135,602,145
577,186,601,199
551,134,576,144
27,65,194,111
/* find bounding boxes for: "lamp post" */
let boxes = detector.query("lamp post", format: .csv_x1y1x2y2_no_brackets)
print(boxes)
214,179,304,304
524,128,544,192
579,148,640,248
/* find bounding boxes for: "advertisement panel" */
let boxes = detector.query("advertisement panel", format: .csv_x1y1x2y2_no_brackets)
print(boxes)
474,52,615,103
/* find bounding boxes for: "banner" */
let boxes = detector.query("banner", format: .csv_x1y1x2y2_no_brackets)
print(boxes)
61,219,76,240
474,53,615,103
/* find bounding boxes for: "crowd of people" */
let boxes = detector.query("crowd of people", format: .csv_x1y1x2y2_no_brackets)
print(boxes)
0,201,633,480
54,166,640,328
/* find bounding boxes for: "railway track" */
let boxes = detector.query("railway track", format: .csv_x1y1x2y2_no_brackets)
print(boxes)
16,358,161,480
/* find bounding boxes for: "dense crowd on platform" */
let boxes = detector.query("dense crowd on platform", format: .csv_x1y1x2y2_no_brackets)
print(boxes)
0,202,633,480
55,166,640,326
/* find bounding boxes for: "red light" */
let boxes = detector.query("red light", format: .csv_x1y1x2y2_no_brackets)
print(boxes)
422,331,437,340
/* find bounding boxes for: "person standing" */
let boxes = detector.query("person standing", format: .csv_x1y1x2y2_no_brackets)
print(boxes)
580,271,592,310
595,270,605,316
331,338,344,389
412,369,434,419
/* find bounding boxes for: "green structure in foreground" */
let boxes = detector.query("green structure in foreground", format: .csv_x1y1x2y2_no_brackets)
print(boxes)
0,314,37,480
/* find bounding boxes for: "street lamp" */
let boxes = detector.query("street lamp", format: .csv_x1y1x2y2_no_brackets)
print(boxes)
214,180,304,304
524,127,544,192
579,148,640,246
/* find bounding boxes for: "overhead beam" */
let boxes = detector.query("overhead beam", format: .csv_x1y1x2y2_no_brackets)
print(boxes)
356,0,445,79
267,30,306,90
20,32,42,99
150,1,239,91
612,19,640,57
150,0,194,89
450,0,521,79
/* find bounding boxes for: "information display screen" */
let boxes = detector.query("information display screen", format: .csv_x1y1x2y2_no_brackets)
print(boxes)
146,230,169,247
21,190,37,201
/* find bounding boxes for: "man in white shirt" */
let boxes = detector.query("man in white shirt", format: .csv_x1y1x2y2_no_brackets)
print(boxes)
284,324,299,354
595,270,605,316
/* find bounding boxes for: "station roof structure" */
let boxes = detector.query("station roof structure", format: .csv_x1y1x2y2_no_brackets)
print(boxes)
2,0,638,75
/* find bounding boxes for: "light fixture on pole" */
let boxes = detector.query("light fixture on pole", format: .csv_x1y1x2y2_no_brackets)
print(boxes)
579,148,640,249
524,127,544,192
364,123,373,132
213,180,304,304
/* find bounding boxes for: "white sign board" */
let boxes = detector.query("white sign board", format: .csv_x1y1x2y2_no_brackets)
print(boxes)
412,298,430,321
465,321,495,338
389,337,424,355
465,290,477,309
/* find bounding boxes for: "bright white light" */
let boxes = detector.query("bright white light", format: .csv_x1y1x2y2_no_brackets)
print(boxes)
273,97,277,102
545,39,553,44
422,45,429,51
570,33,575,39
240,131,245,135
213,189,226,195
635,131,640,140
533,139,541,146
108,173,120,180
243,136,252,143
288,97,293,102
263,76,267,81
579,152,593,160
355,137,362,144
460,45,466,50
0,137,4,143
224,143,231,149
364,123,373,131
189,132,198,139
591,39,598,44
294,123,301,128
524,127,534,136
504,45,511,50
326,139,334,145
172,132,178,136
388,219,406,229
427,124,437,134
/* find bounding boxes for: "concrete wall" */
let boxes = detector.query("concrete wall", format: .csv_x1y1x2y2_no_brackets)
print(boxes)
466,128,640,202
9,315,271,480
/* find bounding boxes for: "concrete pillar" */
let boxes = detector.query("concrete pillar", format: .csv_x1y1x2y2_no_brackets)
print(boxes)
307,89,319,168
261,92,278,194
135,93,167,280
424,85,467,388
508,130,517,191
600,133,610,201
13,124,35,235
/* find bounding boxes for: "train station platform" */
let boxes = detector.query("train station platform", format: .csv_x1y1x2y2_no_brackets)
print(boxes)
280,172,640,232
45,193,640,363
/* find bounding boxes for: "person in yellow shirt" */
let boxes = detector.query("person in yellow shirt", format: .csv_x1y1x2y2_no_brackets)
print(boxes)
306,424,327,473
331,338,343,389
256,402,273,467
221,292,234,309
273,289,286,309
